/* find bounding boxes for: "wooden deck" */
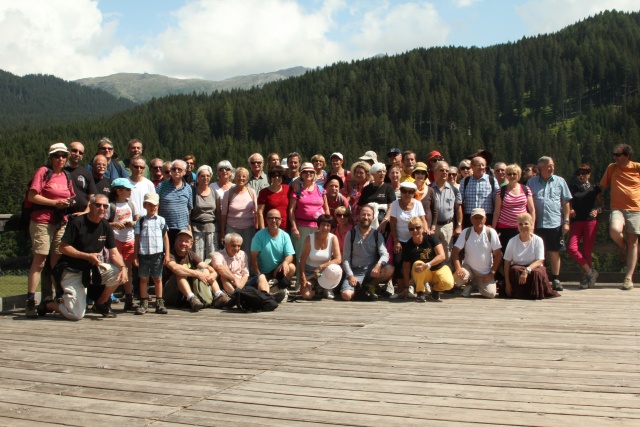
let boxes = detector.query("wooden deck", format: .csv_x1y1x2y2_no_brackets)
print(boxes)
1,283,639,426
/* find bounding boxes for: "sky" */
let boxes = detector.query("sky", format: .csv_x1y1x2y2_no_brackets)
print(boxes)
0,0,637,82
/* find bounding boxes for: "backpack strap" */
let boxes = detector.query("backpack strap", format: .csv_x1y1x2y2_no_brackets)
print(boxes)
350,228,379,264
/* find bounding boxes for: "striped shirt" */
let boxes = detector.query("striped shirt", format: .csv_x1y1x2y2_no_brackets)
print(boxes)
157,180,193,230
496,185,528,228
134,214,167,255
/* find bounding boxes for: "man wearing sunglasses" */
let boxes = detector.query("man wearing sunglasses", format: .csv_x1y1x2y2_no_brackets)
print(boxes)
38,194,128,320
247,153,269,193
427,150,445,183
87,137,129,180
430,161,462,263
600,144,640,290
65,141,97,217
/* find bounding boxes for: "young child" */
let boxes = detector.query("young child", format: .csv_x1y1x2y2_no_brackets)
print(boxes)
108,178,139,310
133,193,170,314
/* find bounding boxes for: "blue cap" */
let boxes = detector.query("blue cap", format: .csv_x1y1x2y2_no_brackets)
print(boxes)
110,178,135,189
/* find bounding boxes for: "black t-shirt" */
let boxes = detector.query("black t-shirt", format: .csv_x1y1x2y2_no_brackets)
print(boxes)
570,183,601,222
402,233,444,271
65,165,98,214
163,248,202,283
59,215,116,270
358,182,396,206
93,177,111,196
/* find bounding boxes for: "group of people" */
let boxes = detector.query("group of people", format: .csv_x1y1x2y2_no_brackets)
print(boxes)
24,138,640,320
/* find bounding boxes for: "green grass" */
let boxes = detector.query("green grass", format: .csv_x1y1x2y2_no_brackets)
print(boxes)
0,274,29,298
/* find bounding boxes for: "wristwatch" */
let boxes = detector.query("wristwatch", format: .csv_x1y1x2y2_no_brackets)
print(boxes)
525,267,532,274
563,218,570,224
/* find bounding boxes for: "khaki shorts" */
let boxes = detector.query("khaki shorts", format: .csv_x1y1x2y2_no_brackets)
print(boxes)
29,221,66,255
610,210,640,235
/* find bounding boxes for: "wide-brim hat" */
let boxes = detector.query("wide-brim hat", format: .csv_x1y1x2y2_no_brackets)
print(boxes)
318,264,343,290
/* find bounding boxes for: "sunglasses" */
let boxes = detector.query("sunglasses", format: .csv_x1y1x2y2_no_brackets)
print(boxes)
408,226,422,231
99,146,114,151
163,170,171,174
613,152,625,157
52,153,68,159
151,165,163,170
93,203,109,209
301,170,315,174
413,170,427,175
267,217,281,221
460,166,471,171
219,167,232,172
70,149,84,155
132,165,145,169
430,157,444,162
336,213,350,218
576,171,590,176
448,173,457,177
170,167,183,172
400,189,415,195
250,161,263,165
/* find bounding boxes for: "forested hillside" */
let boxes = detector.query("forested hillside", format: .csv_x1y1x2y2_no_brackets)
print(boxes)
1,10,639,223
0,70,135,130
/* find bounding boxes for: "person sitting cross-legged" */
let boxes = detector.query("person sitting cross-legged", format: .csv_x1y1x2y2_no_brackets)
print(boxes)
211,232,250,296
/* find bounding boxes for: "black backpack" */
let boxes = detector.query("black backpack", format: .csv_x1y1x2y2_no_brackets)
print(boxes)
231,287,278,312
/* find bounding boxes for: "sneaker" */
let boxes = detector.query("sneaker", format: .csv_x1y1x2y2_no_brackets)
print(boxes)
37,296,54,317
135,299,148,315
110,294,120,304
461,285,473,298
272,289,288,303
552,279,563,291
416,292,426,303
213,293,231,309
155,298,168,314
92,301,117,318
389,293,400,299
621,277,634,290
430,291,442,302
25,298,38,319
588,269,599,288
407,285,416,299
424,283,432,294
579,277,590,290
123,295,139,311
324,289,335,300
189,296,204,312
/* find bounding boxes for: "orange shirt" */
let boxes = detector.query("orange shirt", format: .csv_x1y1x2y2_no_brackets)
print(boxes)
600,162,640,211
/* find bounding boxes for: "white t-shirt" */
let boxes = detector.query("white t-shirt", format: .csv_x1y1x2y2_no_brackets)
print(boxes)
111,201,136,243
390,200,426,242
453,225,501,274
128,177,156,217
504,234,545,265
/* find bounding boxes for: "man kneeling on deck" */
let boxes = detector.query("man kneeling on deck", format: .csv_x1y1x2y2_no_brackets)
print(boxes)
341,205,394,301
163,230,230,311
38,194,127,319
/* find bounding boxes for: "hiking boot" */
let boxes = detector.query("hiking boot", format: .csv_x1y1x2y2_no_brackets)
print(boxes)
155,298,168,314
92,301,117,318
189,296,204,312
588,269,599,288
552,279,563,291
25,298,38,319
213,292,231,309
430,291,442,302
416,292,426,303
621,277,634,290
461,285,473,298
579,277,590,290
110,294,120,304
407,285,416,298
134,298,148,315
272,289,288,303
124,295,139,311
37,296,54,317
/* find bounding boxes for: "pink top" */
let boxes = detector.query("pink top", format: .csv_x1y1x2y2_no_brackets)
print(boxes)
222,188,256,229
293,185,326,228
496,185,528,228
212,249,249,279
332,224,353,255
29,167,75,224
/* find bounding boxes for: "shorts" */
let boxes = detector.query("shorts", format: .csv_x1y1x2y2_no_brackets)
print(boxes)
534,226,563,252
340,263,388,293
610,210,640,235
246,269,284,288
137,253,164,279
29,221,65,255
116,239,135,262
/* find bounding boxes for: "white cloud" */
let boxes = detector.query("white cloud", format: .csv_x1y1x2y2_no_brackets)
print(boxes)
517,0,639,35
0,0,144,80
350,2,449,57
453,0,481,7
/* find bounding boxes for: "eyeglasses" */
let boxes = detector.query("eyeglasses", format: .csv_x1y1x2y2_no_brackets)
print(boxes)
132,165,145,169
301,170,315,175
448,173,457,177
430,157,444,162
336,213,350,218
92,203,109,209
186,162,194,166
219,167,232,172
507,172,518,177
52,153,68,159
163,170,171,175
400,189,415,195
250,161,263,165
151,165,162,170
613,152,625,157
460,166,471,171
267,217,281,221
170,167,183,172
98,146,113,151
408,226,422,231
70,149,84,155
413,170,427,175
